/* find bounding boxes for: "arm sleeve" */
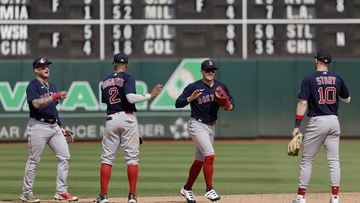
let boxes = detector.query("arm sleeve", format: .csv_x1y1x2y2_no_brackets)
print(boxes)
339,77,350,99
26,83,40,104
340,97,351,103
101,86,107,104
126,93,151,104
175,85,192,108
124,75,136,94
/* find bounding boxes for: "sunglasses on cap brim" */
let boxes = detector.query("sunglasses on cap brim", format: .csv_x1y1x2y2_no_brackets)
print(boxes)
203,69,217,73
35,64,50,69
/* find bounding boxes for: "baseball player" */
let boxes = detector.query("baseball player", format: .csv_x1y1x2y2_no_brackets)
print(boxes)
175,59,234,203
94,53,162,203
289,50,350,203
20,57,78,203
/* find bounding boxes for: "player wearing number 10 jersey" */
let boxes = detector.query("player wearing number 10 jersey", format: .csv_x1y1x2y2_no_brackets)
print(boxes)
289,50,350,203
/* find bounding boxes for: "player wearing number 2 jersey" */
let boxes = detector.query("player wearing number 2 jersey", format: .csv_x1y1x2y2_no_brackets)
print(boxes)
289,50,350,203
94,53,162,203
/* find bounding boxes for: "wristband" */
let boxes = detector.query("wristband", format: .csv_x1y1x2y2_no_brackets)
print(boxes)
52,92,62,101
295,115,304,128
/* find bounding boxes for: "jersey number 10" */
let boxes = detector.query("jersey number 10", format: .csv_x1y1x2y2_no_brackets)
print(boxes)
318,87,336,104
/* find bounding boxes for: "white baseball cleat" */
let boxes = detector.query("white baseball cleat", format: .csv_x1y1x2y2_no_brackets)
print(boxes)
330,195,339,203
204,188,221,202
180,187,196,203
128,194,137,203
20,193,40,203
93,194,109,203
54,192,79,201
289,195,306,203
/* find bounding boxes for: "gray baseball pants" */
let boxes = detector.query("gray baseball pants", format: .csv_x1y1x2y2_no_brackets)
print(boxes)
22,119,70,196
298,115,341,189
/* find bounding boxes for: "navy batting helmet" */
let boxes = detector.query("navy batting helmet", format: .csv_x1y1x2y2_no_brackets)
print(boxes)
32,57,52,69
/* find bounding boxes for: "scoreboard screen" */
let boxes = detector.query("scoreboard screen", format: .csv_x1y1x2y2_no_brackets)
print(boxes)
0,0,360,59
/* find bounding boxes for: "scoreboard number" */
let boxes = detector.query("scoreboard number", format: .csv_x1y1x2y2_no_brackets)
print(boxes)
0,0,359,59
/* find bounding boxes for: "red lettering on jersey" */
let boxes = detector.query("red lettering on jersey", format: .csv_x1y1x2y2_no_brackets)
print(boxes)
316,76,336,85
197,94,216,105
102,78,124,89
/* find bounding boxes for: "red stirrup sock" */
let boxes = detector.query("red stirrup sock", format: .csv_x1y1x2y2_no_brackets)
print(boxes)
332,186,339,196
100,163,112,195
127,164,138,195
184,160,203,190
203,155,215,191
297,187,306,196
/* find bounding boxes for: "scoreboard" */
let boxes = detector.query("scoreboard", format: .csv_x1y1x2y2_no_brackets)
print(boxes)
0,0,360,60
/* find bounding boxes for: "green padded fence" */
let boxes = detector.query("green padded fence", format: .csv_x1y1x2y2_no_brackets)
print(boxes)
0,58,358,141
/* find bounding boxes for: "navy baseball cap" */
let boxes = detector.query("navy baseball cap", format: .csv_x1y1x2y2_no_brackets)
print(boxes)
32,57,52,68
113,53,128,63
314,49,332,64
201,59,218,70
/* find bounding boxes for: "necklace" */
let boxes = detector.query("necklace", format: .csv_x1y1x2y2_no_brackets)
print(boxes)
38,79,50,94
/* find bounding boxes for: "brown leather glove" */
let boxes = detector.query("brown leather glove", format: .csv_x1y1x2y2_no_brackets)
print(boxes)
287,132,304,156
61,126,74,143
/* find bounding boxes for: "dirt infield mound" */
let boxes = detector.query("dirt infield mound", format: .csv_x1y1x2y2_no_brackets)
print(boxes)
57,192,358,203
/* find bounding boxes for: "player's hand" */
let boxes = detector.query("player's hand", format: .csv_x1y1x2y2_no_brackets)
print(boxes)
225,104,234,111
52,91,67,101
59,91,67,99
187,89,203,102
60,126,74,142
150,84,162,98
291,127,300,137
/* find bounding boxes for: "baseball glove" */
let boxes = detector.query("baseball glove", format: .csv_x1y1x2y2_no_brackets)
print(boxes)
214,86,232,110
61,127,74,142
287,132,304,156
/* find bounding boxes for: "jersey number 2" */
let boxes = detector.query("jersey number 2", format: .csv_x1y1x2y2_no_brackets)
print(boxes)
109,87,121,104
318,87,336,104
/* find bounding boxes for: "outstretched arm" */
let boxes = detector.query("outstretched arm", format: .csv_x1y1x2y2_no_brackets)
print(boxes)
126,84,162,104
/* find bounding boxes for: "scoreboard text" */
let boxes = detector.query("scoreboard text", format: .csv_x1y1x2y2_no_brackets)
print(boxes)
0,0,360,59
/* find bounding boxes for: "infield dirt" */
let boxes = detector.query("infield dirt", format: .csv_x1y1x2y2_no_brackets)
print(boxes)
8,192,354,203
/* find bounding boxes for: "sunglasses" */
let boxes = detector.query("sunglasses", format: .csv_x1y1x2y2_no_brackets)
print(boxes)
204,69,216,73
36,65,49,70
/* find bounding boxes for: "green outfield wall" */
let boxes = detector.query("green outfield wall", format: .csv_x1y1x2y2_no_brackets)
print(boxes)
0,58,358,141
